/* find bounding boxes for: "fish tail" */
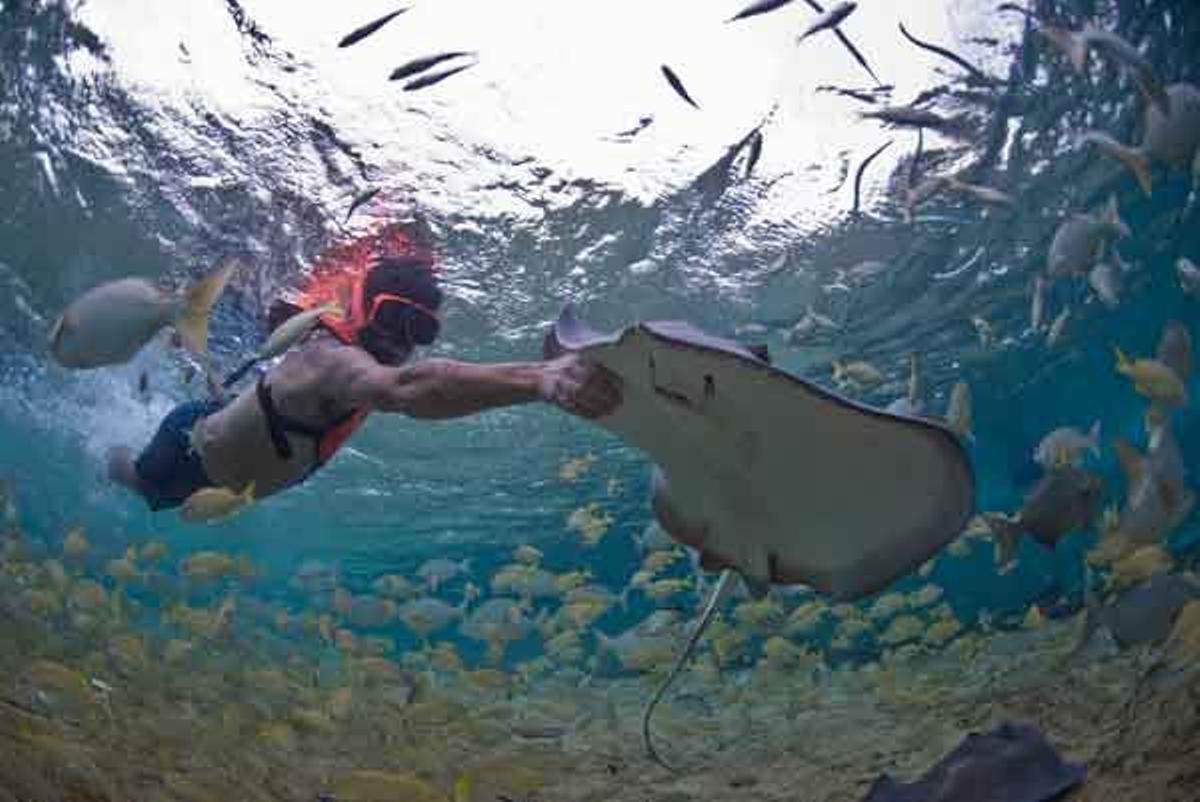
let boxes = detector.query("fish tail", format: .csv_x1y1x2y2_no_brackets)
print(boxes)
176,260,239,357
832,360,846,385
1083,132,1152,197
242,481,257,502
983,513,1022,574
1088,420,1102,456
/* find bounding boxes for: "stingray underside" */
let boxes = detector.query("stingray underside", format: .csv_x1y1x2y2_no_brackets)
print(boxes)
547,305,975,602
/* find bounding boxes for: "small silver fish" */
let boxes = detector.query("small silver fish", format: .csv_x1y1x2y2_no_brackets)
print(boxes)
1088,262,1122,309
943,176,1015,207
1080,83,1200,196
1047,196,1129,279
796,1,857,43
1030,274,1046,334
1046,307,1071,348
50,262,237,369
1033,421,1101,470
727,0,794,24
1177,258,1200,299
338,7,408,48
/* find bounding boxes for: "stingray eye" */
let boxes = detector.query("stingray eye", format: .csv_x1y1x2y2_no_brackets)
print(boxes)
704,375,715,399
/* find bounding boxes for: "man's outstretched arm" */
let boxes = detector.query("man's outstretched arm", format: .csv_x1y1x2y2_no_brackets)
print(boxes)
336,352,622,420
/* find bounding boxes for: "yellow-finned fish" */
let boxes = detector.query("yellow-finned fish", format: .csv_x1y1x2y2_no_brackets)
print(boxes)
49,261,238,369
1114,347,1188,406
222,302,341,387
180,482,256,524
945,381,973,442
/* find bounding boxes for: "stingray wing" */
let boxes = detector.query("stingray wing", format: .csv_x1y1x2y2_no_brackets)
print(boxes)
549,305,974,602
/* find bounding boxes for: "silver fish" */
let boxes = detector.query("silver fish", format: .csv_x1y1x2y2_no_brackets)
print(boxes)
403,61,475,92
1047,196,1129,279
1081,83,1200,196
1046,307,1071,348
338,8,407,49
1033,421,1101,470
1088,262,1122,309
1030,274,1046,334
50,261,237,369
1177,258,1200,299
796,1,857,43
1038,21,1170,115
943,176,1015,207
727,0,794,23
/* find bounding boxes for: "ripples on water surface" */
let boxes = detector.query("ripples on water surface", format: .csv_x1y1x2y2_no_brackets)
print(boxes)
1,0,1199,800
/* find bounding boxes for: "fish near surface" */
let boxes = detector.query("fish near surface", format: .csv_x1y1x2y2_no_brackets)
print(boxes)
796,1,857,43
50,262,236,369
985,468,1104,570
1046,197,1129,279
1081,83,1200,195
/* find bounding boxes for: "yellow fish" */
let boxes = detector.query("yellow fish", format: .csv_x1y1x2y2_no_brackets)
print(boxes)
1114,347,1188,406
180,482,256,524
50,261,237,369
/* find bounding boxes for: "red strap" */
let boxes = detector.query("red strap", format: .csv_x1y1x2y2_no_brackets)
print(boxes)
318,410,370,464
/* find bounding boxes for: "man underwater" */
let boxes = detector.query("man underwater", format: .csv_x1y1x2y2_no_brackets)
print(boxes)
107,226,623,513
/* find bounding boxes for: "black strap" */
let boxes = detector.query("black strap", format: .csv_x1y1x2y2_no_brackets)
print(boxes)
256,378,325,461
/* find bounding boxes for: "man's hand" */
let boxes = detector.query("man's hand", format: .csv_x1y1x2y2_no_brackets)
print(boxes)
538,355,623,419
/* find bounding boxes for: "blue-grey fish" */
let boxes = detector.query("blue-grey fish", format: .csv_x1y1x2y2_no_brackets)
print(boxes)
337,8,407,49
1047,196,1130,279
1079,573,1200,651
796,1,856,43
1080,83,1200,196
660,65,700,110
402,61,475,92
985,467,1105,571
1038,21,1170,115
50,261,237,369
388,51,474,83
727,0,794,23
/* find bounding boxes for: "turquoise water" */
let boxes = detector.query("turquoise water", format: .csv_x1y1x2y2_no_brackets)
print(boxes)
1,0,1199,799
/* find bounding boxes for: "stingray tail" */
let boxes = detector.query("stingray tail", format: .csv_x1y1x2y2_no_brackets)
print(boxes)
983,513,1022,574
642,568,735,772
175,260,239,358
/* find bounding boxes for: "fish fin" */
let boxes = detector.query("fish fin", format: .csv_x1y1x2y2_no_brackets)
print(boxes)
983,513,1022,574
831,360,846,385
1113,346,1131,375
1088,420,1102,457
176,260,239,357
1113,437,1146,490
1083,132,1152,197
641,568,734,772
48,313,68,354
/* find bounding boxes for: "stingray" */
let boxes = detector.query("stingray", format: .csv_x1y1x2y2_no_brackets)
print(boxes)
861,721,1086,802
544,306,975,768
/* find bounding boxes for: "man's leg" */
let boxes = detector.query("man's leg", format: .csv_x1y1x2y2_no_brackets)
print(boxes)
107,446,151,501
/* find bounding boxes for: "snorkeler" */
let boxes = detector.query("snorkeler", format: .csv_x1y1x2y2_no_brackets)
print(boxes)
105,225,623,515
